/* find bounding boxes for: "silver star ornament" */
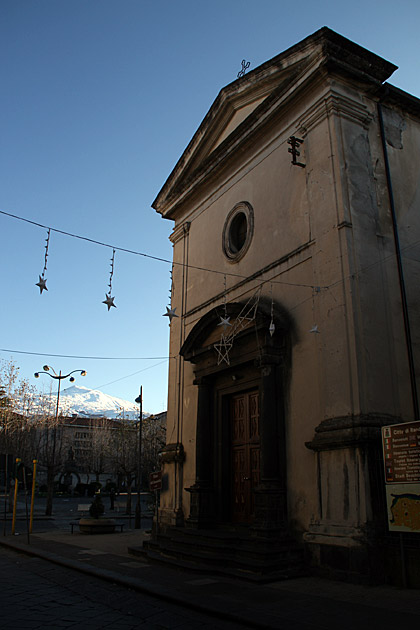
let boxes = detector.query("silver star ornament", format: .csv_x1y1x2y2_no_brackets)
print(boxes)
103,293,116,311
163,307,178,322
218,316,232,329
36,275,48,294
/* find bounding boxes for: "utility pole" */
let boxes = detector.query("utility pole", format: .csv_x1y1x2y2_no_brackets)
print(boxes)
134,386,143,529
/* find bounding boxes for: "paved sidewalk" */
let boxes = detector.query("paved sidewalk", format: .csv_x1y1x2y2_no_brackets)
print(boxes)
1,525,419,630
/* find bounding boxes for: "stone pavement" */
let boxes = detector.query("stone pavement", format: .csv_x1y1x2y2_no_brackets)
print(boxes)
0,545,242,630
1,522,420,630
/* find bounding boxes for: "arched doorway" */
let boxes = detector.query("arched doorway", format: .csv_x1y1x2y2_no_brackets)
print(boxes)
181,300,293,535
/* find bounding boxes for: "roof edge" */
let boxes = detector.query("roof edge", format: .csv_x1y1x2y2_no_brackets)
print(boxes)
153,27,398,218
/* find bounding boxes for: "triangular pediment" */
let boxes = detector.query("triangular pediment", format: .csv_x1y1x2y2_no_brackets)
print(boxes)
208,93,268,154
179,63,304,172
153,60,307,218
153,27,397,219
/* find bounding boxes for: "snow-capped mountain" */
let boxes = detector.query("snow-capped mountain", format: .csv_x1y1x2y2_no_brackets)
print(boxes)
54,385,141,420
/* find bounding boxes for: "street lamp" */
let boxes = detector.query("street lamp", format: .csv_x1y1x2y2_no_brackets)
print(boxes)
34,365,86,516
34,366,87,419
134,386,143,529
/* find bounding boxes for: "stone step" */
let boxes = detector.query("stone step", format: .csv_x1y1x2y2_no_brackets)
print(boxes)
140,546,306,583
140,528,307,581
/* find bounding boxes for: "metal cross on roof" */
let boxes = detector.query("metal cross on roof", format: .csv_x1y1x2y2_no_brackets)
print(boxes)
237,59,250,78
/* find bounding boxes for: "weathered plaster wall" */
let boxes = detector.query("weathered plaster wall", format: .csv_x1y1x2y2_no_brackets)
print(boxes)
383,107,420,411
158,72,420,540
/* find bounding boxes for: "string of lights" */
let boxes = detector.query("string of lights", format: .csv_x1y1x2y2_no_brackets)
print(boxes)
2,207,418,294
1,205,418,359
0,208,321,289
0,348,173,360
92,360,169,391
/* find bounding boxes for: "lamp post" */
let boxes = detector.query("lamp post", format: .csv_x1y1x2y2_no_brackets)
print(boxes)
134,386,142,529
34,366,86,516
35,365,87,422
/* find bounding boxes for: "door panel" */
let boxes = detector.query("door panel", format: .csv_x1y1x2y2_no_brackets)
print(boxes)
231,390,260,523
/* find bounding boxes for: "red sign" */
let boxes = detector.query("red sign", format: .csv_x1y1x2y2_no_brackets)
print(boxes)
382,422,420,533
149,471,162,491
382,421,420,483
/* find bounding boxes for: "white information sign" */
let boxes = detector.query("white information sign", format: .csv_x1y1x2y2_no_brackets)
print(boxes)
382,421,420,533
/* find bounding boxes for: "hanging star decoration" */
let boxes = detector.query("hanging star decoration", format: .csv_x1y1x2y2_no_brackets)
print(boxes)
169,264,174,302
103,294,116,311
102,249,117,310
36,275,48,294
163,306,178,323
163,267,178,323
309,325,320,334
36,229,50,294
214,334,234,365
217,275,232,330
214,287,261,365
218,316,231,329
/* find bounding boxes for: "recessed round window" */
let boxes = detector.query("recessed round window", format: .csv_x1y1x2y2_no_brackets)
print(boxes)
222,202,254,262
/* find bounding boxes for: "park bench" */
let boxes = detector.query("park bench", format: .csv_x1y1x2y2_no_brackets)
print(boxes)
69,504,89,534
69,520,126,534
69,503,126,533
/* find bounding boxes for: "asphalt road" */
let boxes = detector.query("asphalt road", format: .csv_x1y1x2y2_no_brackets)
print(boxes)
0,546,244,630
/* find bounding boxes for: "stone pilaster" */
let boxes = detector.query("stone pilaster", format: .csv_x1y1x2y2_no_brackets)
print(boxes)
185,377,215,528
252,356,288,537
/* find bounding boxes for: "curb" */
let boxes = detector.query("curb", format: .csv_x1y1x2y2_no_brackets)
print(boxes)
0,538,277,630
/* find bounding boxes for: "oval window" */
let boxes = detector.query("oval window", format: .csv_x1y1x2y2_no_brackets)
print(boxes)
222,202,254,262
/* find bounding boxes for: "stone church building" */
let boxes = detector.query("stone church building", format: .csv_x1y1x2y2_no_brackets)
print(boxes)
149,28,420,583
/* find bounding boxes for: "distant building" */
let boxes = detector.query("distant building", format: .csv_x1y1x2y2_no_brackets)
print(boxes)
62,416,118,463
49,416,122,492
59,414,166,491
150,28,420,584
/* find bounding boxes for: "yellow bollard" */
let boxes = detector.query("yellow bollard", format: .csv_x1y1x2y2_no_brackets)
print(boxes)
29,460,37,534
11,458,20,535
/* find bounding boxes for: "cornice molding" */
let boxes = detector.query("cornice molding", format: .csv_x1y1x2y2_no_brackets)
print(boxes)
170,221,191,244
298,91,373,136
183,239,313,320
305,413,401,451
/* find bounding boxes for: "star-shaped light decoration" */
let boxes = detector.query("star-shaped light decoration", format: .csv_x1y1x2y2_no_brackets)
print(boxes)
214,335,233,365
218,316,232,330
36,275,48,294
309,325,320,334
103,293,116,311
163,307,178,323
269,321,275,337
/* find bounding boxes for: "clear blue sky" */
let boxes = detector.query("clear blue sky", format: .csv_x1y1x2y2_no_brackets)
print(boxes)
1,0,419,413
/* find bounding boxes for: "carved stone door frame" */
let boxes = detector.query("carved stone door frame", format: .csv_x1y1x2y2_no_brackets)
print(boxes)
181,301,292,537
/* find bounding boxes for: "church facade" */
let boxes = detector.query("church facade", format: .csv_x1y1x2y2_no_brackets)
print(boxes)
152,28,420,583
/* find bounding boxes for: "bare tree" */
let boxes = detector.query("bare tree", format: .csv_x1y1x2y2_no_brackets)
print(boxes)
88,418,114,482
0,361,39,462
110,419,137,514
0,360,40,510
141,414,166,486
34,403,68,516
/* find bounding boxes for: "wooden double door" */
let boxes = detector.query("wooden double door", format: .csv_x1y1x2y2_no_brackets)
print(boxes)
230,390,260,523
